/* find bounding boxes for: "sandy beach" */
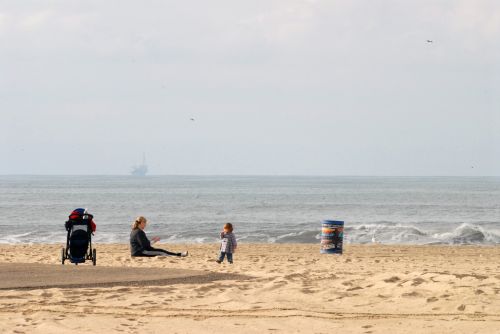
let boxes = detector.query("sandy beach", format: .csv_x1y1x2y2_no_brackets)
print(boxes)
0,243,498,333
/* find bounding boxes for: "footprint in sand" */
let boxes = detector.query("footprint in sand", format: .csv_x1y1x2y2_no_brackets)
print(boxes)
402,291,421,297
284,273,303,281
426,297,438,303
383,276,400,283
82,291,99,297
457,304,466,311
411,277,426,286
105,294,122,300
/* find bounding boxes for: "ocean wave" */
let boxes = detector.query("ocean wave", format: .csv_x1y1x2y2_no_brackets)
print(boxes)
1,222,499,245
344,224,429,244
344,222,500,245
0,232,66,244
432,223,500,244
271,230,321,243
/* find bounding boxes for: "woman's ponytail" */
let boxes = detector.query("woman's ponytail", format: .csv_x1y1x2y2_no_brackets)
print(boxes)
132,216,146,230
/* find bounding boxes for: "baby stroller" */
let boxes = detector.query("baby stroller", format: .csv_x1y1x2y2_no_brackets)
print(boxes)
61,208,97,265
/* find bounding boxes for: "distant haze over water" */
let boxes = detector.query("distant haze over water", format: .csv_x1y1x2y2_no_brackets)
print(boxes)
0,176,499,245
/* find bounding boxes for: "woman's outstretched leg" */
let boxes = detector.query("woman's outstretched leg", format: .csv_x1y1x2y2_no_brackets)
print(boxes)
155,247,181,256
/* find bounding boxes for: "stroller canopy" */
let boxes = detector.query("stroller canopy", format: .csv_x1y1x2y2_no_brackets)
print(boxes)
66,208,96,232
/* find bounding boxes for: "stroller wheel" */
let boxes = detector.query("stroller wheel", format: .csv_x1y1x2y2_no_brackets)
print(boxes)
92,248,96,266
61,248,65,265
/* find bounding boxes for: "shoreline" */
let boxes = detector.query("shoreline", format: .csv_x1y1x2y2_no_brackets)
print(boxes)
0,244,498,333
1,241,499,246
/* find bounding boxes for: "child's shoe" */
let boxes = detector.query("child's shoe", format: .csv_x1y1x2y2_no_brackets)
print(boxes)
216,260,222,264
181,251,188,257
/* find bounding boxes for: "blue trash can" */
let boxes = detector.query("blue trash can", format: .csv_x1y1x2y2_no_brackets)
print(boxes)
320,220,344,254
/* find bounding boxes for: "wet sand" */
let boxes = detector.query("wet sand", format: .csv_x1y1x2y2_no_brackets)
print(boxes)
0,263,249,290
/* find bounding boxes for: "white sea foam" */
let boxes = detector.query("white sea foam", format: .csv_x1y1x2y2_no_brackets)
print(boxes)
433,223,500,245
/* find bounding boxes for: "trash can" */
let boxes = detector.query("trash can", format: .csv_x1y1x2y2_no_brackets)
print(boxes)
320,220,344,254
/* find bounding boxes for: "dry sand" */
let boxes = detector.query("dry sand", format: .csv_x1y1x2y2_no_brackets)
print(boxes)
0,243,498,333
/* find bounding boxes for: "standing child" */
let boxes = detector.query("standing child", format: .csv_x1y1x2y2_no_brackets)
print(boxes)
216,223,237,264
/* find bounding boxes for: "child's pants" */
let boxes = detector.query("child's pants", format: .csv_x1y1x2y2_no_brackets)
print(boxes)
218,252,233,263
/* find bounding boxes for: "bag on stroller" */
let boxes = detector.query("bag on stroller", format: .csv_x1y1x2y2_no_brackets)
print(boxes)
61,208,96,265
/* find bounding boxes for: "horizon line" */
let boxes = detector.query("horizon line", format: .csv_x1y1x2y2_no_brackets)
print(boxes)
0,174,499,178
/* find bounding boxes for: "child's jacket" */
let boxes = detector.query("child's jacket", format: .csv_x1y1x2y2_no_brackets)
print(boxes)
220,232,237,253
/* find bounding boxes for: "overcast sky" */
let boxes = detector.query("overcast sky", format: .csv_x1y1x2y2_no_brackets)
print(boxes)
1,0,499,175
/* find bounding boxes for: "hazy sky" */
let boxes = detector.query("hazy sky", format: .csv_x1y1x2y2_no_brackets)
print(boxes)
1,1,499,175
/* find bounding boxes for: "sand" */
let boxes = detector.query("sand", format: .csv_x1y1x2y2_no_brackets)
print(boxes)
0,243,498,333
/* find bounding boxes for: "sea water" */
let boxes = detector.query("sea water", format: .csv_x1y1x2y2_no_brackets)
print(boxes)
0,176,499,245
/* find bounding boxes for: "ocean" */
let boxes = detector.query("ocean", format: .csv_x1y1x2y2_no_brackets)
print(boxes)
0,176,499,245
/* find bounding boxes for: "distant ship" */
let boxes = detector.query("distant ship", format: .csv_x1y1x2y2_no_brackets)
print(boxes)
131,154,148,176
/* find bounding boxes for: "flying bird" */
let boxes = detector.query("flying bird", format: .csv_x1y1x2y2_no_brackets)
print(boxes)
426,40,433,43
190,117,195,121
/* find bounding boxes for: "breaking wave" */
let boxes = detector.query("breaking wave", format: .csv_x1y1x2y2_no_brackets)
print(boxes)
0,222,498,245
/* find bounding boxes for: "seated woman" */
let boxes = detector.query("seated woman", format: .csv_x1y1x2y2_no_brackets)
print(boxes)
130,216,188,257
